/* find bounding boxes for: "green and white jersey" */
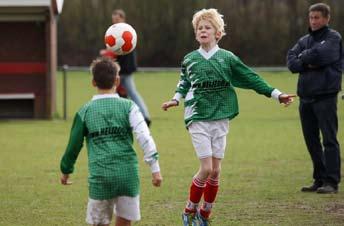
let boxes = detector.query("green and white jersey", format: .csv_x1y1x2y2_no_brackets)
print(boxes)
60,94,159,200
173,45,281,126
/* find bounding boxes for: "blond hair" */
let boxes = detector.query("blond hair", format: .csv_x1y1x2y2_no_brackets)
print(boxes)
192,8,226,41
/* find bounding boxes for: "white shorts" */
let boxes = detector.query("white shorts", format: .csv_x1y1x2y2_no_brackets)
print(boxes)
86,196,140,225
188,119,229,159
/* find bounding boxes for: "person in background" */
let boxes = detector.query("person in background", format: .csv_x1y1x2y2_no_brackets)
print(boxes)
287,2,342,194
100,9,152,127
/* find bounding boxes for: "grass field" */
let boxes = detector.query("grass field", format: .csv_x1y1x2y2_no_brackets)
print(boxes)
0,70,343,226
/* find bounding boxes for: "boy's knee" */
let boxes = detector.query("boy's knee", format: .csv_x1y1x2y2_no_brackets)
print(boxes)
206,167,214,176
200,165,213,176
210,168,221,178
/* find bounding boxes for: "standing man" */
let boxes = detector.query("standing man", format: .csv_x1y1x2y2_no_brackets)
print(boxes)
101,9,152,127
287,3,342,194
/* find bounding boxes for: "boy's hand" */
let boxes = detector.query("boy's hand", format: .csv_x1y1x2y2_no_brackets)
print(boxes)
60,174,73,185
152,172,162,187
279,94,297,107
162,100,178,111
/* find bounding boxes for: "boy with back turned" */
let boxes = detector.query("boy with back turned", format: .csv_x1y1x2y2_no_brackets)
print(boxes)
60,58,162,226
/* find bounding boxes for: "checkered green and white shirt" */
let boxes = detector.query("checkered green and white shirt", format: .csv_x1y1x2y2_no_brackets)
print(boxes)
60,94,159,200
173,45,282,126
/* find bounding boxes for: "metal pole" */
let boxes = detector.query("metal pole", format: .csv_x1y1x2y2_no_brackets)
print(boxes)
62,64,68,120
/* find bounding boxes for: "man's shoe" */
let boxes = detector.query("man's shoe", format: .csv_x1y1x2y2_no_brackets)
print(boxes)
182,212,197,226
301,182,322,192
316,184,338,194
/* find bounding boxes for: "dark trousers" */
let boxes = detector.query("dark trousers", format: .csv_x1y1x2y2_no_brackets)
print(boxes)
299,96,341,187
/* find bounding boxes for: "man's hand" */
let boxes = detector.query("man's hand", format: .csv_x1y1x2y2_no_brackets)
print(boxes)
161,100,178,111
279,94,297,107
152,172,162,187
60,174,73,185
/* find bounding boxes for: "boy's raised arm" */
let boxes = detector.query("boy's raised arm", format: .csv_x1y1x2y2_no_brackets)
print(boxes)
162,61,191,111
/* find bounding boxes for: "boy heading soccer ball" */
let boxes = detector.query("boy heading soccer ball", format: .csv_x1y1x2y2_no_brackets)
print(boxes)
162,8,295,226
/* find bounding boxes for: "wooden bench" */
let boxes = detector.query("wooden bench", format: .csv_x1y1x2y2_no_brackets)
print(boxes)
0,93,35,118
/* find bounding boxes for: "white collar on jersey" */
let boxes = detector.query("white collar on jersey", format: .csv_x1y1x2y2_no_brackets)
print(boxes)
198,45,220,60
92,93,119,101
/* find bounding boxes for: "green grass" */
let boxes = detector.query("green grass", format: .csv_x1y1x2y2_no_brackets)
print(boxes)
0,70,343,226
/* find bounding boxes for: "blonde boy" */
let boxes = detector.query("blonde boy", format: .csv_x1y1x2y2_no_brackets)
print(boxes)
162,8,294,226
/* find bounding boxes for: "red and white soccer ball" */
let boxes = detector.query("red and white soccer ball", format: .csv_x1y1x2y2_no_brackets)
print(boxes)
104,23,137,55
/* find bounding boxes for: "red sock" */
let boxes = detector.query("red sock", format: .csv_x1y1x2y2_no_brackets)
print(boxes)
184,177,206,213
200,177,219,219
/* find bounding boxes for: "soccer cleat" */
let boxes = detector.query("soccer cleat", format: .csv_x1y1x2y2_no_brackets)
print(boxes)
197,211,211,226
182,212,198,226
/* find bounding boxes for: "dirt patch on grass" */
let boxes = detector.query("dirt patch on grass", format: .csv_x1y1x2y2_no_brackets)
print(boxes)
325,203,344,216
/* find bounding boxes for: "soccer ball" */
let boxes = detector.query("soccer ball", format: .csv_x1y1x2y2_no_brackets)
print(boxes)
104,23,137,55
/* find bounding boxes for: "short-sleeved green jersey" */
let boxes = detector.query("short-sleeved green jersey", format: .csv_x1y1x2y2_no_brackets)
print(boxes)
175,47,275,126
60,97,140,200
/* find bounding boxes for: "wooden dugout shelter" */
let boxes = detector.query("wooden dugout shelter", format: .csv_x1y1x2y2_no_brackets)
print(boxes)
0,0,63,119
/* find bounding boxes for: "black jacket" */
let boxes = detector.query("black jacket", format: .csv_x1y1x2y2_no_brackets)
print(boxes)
117,50,137,75
287,26,343,99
